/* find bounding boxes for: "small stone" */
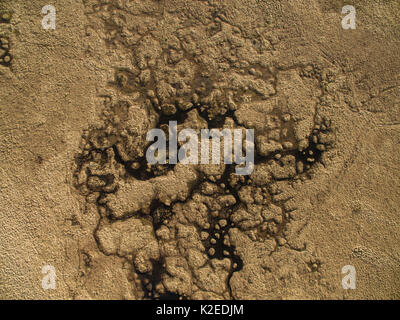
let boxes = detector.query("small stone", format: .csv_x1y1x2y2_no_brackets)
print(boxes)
224,237,229,245
200,232,209,240
282,114,291,122
219,219,227,227
179,101,193,111
249,68,256,75
2,13,11,21
130,162,140,170
208,248,215,256
86,192,99,204
296,161,304,173
316,144,325,151
283,141,293,149
192,93,199,104
277,237,287,246
146,90,155,98
151,97,159,106
161,104,176,116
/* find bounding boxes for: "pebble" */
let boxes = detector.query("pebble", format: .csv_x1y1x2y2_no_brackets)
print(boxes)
178,101,193,111
296,161,304,173
146,90,155,98
161,104,176,116
2,13,11,21
283,141,293,149
219,219,227,227
131,162,140,170
200,232,209,240
277,237,287,246
223,237,229,245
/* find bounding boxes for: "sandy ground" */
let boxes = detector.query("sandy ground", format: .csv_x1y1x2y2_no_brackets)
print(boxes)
0,0,399,300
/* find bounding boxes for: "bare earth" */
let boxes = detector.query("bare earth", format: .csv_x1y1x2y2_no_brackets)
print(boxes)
0,0,399,299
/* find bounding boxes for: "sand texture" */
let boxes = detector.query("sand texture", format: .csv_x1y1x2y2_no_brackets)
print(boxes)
0,0,399,299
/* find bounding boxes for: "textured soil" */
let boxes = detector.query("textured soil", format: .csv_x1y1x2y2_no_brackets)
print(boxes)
0,0,399,299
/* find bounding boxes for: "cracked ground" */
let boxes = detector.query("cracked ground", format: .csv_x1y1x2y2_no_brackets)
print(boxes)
0,0,399,299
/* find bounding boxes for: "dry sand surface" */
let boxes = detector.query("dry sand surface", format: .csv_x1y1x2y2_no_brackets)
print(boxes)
0,0,399,300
